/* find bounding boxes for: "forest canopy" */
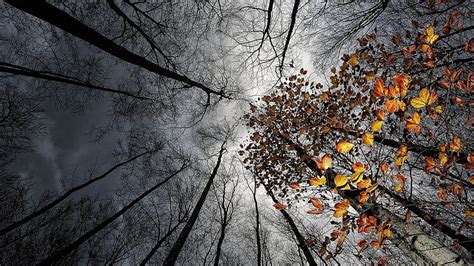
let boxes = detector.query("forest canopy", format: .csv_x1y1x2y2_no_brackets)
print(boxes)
0,0,472,265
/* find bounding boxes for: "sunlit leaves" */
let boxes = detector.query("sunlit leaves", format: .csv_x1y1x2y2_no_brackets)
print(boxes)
312,154,332,170
375,109,385,120
410,88,437,108
335,175,348,187
422,26,439,44
405,112,421,135
449,136,461,152
371,120,383,132
336,141,354,153
392,74,410,96
362,132,374,145
333,199,350,218
307,198,324,214
372,78,385,97
357,214,377,233
309,176,327,186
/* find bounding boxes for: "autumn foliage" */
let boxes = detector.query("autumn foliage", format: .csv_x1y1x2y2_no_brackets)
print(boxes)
242,6,472,263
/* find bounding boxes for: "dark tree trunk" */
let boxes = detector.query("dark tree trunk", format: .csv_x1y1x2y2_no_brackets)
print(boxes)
5,0,225,98
38,163,186,265
163,142,226,265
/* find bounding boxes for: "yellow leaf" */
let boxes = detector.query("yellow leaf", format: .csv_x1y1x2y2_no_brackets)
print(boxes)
438,152,448,165
336,141,354,154
334,175,348,187
352,162,365,173
394,184,403,192
468,176,474,185
410,88,437,108
362,132,374,145
334,199,350,218
435,105,444,113
371,120,384,132
351,172,364,183
383,229,393,237
424,26,439,44
395,155,408,169
309,176,326,186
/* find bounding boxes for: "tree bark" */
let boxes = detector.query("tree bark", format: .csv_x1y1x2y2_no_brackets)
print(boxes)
163,142,226,265
38,163,186,265
5,0,226,98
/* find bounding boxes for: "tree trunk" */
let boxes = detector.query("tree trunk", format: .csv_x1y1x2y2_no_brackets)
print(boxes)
5,0,225,98
163,142,226,265
213,214,228,266
140,217,184,265
38,163,186,265
258,179,319,266
0,149,157,237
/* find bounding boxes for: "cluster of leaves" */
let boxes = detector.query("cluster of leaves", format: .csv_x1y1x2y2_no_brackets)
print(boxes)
242,6,473,262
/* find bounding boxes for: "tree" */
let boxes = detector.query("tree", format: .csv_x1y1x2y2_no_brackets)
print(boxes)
243,8,472,263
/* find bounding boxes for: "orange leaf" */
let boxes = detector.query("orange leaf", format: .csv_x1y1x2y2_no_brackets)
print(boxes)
425,157,436,173
411,88,437,108
310,198,323,209
375,109,385,120
405,112,421,135
333,199,350,218
336,141,354,154
449,136,461,152
438,187,447,203
358,239,368,249
370,241,381,249
385,99,399,113
306,209,323,214
289,183,300,190
372,78,385,97
392,74,410,96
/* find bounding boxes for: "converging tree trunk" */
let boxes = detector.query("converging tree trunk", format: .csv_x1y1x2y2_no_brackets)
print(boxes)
163,142,226,265
38,163,187,265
